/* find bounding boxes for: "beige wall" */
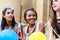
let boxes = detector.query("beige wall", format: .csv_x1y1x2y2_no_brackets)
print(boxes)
0,0,52,40
21,0,33,23
35,0,50,24
0,0,20,22
20,0,50,23
36,0,44,23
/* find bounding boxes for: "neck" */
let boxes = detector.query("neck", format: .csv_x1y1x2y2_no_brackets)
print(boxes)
6,20,12,27
29,24,35,28
56,11,60,19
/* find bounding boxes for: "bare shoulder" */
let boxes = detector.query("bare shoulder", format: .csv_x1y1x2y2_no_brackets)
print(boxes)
38,23,45,33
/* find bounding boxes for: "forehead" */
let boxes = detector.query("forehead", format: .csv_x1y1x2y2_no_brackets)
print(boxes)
6,9,12,12
53,0,60,2
26,10,36,15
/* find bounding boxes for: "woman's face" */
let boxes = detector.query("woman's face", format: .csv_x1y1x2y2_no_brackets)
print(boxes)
4,9,14,21
52,0,60,11
26,10,37,25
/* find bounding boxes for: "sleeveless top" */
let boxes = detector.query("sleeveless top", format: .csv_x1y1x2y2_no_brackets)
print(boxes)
56,19,60,34
54,19,60,38
24,22,40,40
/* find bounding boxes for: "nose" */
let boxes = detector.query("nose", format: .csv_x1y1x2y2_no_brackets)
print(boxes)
10,13,12,15
31,16,34,18
52,1,56,5
9,13,13,17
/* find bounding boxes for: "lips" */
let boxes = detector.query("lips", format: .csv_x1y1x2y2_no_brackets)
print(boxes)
29,19,36,22
8,16,13,19
53,6,57,8
30,20,34,22
52,4,57,8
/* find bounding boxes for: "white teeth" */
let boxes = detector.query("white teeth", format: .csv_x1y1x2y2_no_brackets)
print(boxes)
30,20,34,21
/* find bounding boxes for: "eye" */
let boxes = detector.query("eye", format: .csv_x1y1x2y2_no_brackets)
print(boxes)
33,14,36,17
53,0,58,2
7,12,10,14
55,0,58,2
28,15,31,17
11,12,13,14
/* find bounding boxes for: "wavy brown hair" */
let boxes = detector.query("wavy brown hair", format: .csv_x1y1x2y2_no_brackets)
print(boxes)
51,0,60,38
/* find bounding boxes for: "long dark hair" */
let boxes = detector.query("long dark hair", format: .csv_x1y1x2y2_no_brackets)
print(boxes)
51,0,57,29
24,8,37,22
1,7,16,30
51,0,60,38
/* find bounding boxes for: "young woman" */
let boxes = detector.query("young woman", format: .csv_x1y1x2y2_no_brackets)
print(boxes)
22,8,45,40
50,0,60,40
0,7,22,40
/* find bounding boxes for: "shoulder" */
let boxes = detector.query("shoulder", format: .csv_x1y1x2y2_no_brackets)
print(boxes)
39,23,44,26
35,22,44,27
38,23,44,29
21,23,28,29
14,23,21,30
15,23,21,27
23,24,28,31
36,22,45,33
22,24,28,34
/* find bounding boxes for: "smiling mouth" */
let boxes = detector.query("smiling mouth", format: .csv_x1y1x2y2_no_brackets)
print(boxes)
30,20,35,22
31,20,34,21
53,5,57,8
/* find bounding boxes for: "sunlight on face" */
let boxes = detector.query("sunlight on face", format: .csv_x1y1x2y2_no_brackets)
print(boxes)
4,9,14,21
26,10,37,24
52,0,60,11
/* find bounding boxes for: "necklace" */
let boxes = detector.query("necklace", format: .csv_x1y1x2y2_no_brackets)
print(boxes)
25,24,36,36
44,19,60,38
52,26,60,38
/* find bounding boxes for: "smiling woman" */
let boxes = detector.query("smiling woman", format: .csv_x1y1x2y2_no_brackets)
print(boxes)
22,8,45,40
1,7,16,30
49,0,60,40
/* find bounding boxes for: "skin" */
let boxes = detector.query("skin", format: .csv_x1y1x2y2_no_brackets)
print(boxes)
3,9,22,40
26,10,37,33
52,0,60,40
52,0,60,12
4,9,14,22
26,10,36,27
22,10,44,40
52,0,60,19
3,9,14,29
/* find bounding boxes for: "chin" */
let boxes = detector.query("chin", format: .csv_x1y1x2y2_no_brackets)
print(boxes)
54,9,58,11
54,8,60,11
30,22,35,25
8,19,12,21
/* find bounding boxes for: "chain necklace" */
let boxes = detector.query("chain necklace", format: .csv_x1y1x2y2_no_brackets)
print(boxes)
44,19,60,38
25,24,36,36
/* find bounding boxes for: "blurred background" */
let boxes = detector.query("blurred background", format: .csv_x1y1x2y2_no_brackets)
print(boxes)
0,0,52,40
0,0,51,24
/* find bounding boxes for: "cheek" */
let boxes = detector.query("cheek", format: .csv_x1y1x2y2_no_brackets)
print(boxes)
5,16,9,20
4,15,8,19
26,16,30,21
59,4,60,8
57,4,60,10
57,1,60,7
34,16,37,19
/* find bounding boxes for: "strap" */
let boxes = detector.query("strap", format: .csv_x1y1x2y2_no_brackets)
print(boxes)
35,23,40,31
